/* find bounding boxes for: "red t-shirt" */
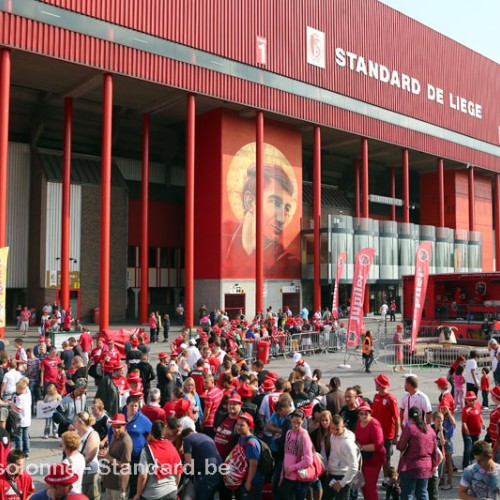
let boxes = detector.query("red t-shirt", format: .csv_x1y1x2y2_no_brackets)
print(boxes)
90,348,102,365
99,349,120,365
142,404,167,424
439,392,455,414
203,387,223,428
372,392,400,440
79,332,93,353
214,415,238,459
56,372,66,395
163,401,177,418
190,370,206,396
462,402,483,436
208,357,221,376
489,406,500,445
112,376,129,393
481,374,490,391
0,471,35,499
41,356,62,383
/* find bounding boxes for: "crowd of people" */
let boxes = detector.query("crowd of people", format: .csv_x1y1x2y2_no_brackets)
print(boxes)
0,306,499,499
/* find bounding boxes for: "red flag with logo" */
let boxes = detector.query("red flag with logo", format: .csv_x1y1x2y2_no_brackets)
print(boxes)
410,242,432,352
332,252,347,319
346,248,375,348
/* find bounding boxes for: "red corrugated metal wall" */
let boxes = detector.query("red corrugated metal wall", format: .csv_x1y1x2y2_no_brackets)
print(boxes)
0,10,497,169
37,0,499,147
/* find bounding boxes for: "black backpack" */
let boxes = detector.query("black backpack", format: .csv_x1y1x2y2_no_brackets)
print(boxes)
5,409,20,440
250,436,275,477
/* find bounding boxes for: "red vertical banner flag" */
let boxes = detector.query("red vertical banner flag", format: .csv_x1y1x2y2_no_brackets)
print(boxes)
332,252,347,319
346,248,375,348
410,241,432,352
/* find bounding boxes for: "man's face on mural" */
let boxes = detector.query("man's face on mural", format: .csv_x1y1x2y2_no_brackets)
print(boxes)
243,177,292,245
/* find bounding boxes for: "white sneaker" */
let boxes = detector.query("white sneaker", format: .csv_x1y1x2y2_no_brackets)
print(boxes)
43,435,49,439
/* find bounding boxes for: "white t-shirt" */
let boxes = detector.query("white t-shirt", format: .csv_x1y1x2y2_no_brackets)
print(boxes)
13,391,32,427
490,349,498,372
63,452,86,494
2,370,22,396
465,358,479,385
399,390,432,425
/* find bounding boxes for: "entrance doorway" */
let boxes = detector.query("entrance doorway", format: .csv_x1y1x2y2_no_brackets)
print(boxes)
55,290,81,319
282,293,300,316
224,294,245,320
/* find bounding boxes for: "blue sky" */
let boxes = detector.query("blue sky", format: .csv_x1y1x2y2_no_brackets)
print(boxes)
378,0,500,63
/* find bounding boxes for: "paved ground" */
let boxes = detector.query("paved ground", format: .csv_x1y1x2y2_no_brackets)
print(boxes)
3,317,483,498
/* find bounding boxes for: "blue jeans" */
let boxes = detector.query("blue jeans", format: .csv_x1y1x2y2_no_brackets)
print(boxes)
400,471,429,500
194,472,221,500
280,478,310,500
462,433,479,469
15,427,30,457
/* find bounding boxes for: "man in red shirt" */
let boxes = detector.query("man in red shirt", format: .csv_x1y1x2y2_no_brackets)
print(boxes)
202,374,223,438
462,391,485,469
214,393,242,461
141,387,167,424
99,340,121,365
78,329,93,365
434,377,455,413
190,359,208,396
40,346,62,395
489,386,500,462
372,374,400,478
0,449,35,499
111,362,129,397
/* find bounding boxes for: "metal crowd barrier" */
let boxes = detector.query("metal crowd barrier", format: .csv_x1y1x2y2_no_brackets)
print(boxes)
425,345,490,370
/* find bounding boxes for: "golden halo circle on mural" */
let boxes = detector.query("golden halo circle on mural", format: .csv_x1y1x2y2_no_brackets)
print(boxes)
226,142,298,223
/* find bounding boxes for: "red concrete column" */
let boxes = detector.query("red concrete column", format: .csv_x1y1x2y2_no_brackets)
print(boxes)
437,158,445,227
402,149,410,223
140,113,150,325
495,175,500,271
185,94,195,329
390,166,396,221
255,111,264,316
468,166,475,232
0,49,10,339
313,125,321,312
61,97,72,312
0,49,11,248
354,159,360,218
361,139,369,218
99,74,113,331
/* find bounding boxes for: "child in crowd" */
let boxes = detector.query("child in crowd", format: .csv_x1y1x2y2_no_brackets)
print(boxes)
481,367,490,409
439,402,456,490
43,383,61,439
453,364,465,410
385,466,400,500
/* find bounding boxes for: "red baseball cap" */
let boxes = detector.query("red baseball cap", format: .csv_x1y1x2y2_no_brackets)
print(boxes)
434,377,448,387
238,412,255,429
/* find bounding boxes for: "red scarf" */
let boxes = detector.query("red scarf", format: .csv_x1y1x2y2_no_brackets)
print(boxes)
148,439,182,479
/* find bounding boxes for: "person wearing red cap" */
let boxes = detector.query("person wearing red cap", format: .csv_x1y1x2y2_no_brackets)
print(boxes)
202,374,224,438
389,300,396,322
372,374,400,479
355,403,386,500
99,413,133,500
40,346,62,396
213,393,243,469
438,401,456,491
489,386,500,462
434,377,455,413
462,391,485,469
0,449,35,499
175,398,196,432
234,412,264,499
31,462,79,500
